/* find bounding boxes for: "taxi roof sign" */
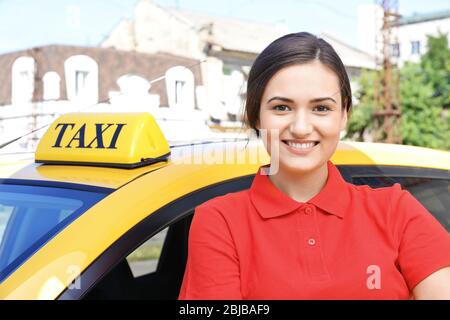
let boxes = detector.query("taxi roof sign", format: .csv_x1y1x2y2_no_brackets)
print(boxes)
35,113,170,169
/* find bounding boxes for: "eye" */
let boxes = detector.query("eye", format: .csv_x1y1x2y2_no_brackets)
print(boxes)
313,105,331,113
272,105,291,112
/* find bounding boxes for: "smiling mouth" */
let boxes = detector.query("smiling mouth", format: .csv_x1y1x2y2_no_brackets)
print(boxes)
282,140,320,150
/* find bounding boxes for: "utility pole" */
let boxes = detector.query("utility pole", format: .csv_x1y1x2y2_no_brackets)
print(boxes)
373,0,402,144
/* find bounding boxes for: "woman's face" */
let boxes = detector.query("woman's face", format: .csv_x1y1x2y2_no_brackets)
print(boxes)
257,61,348,174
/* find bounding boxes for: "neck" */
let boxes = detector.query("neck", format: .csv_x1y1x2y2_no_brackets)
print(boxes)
268,162,329,203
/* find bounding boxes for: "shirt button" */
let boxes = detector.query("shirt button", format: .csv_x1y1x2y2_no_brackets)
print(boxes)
308,238,316,246
304,207,312,215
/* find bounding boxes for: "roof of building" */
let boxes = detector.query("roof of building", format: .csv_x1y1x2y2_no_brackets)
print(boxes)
166,8,289,54
319,33,376,69
0,44,202,106
397,9,450,26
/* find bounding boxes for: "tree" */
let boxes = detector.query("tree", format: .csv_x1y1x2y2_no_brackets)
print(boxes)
420,32,450,110
345,33,450,150
345,70,376,142
399,62,448,149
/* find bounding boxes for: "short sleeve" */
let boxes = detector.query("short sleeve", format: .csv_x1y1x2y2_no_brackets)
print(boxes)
395,188,450,290
178,203,242,300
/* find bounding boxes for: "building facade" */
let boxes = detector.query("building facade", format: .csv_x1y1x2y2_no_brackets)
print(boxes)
358,5,450,66
0,45,213,151
103,0,376,127
102,0,289,125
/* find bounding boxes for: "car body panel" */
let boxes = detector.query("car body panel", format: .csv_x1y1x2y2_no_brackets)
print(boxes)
0,157,169,189
0,140,449,299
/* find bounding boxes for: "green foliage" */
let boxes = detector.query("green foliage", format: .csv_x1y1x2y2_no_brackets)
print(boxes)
345,33,450,150
420,33,450,110
346,70,376,141
400,62,449,149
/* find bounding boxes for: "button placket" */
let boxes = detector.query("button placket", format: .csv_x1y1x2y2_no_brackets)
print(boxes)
299,205,330,281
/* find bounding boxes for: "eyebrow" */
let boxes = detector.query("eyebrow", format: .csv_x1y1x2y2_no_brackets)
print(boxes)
267,96,337,104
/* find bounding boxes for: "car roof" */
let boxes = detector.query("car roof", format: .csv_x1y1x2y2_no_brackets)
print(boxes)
0,140,449,190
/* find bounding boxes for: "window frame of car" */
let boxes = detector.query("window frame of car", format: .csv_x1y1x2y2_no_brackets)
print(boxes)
0,179,112,283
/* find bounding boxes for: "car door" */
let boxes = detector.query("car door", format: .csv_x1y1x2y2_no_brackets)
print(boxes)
58,175,255,300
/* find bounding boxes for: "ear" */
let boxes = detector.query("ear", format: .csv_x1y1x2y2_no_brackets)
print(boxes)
340,108,348,131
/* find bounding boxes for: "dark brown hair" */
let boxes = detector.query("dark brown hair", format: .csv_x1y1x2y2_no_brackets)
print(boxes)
244,32,352,135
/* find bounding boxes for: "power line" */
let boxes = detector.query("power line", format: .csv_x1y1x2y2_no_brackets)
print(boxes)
0,58,207,150
294,0,358,20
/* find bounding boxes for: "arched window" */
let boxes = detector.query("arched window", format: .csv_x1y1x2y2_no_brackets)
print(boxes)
11,56,35,104
64,55,98,105
223,69,245,116
165,66,195,109
117,74,150,95
109,74,160,111
43,71,61,100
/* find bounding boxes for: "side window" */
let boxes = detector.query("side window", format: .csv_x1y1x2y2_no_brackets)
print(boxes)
83,213,193,300
352,176,450,232
126,227,168,277
0,205,14,244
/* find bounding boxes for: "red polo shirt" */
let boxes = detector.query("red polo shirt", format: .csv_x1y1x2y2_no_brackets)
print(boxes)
179,161,450,299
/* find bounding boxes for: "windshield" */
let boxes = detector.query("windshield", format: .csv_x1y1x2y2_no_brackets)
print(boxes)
0,184,109,282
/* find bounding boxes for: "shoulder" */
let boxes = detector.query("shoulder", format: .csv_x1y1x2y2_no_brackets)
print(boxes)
193,189,251,224
346,182,409,231
350,182,428,216
348,181,403,198
350,181,442,235
198,189,251,212
346,181,404,211
190,190,251,241
347,181,427,217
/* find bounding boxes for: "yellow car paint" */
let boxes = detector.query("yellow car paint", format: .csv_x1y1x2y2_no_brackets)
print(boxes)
0,111,449,299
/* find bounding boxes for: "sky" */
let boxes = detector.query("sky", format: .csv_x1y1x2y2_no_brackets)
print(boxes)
0,0,449,55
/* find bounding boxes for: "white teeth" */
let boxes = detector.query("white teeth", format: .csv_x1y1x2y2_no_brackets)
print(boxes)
286,141,317,149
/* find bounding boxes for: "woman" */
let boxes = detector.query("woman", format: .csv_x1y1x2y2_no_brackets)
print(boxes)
178,32,450,299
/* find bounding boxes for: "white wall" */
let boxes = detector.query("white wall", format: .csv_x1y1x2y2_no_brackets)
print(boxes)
394,17,450,66
64,55,99,106
43,71,61,100
109,74,160,112
133,0,201,58
165,66,195,110
358,5,450,66
11,56,36,105
358,4,384,59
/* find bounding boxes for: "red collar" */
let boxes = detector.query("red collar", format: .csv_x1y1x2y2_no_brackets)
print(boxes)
249,161,351,219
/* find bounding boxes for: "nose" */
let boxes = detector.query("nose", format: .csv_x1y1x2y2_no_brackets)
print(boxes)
289,110,313,137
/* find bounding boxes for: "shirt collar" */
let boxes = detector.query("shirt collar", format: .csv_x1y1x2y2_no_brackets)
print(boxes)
249,160,350,219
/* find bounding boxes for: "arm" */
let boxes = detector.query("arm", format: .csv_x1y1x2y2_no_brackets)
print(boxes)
178,203,242,300
394,189,450,298
412,266,450,300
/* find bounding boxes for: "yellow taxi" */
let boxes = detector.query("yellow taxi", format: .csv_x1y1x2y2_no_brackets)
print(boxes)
0,112,449,300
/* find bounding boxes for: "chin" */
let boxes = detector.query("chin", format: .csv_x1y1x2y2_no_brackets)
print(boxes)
278,156,325,174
